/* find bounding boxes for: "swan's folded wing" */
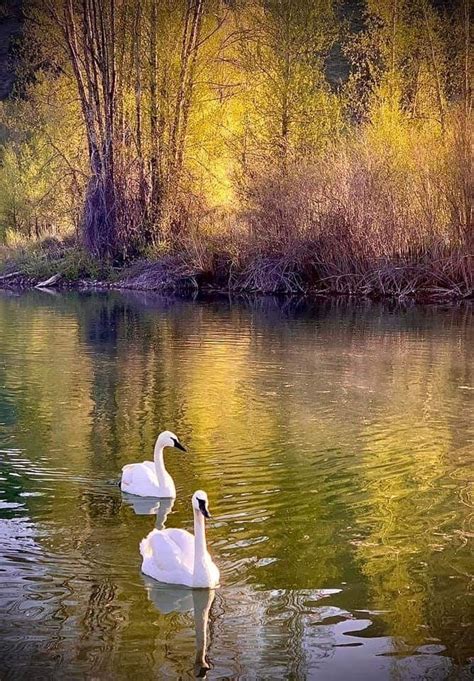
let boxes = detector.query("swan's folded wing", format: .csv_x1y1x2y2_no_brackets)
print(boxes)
121,461,156,490
141,529,194,572
165,529,195,568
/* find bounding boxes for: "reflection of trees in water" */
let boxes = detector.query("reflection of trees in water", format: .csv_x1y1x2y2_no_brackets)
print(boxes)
77,294,191,474
75,292,474,663
0,290,472,672
347,317,473,656
79,298,133,471
84,300,120,346
80,578,121,655
80,489,123,520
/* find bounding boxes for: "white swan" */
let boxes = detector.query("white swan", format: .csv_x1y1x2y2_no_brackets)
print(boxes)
140,490,220,589
120,431,186,498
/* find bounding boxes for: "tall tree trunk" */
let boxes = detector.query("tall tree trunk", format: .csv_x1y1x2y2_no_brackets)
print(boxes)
62,0,119,259
175,1,205,177
390,0,397,103
422,0,445,132
280,11,291,174
162,0,205,235
458,0,472,246
462,0,471,120
149,0,161,227
169,0,205,183
133,2,146,208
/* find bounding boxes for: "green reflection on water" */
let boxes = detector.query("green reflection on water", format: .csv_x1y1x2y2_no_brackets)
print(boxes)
0,291,472,679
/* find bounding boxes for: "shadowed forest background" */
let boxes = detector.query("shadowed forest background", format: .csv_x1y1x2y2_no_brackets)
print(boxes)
0,0,472,297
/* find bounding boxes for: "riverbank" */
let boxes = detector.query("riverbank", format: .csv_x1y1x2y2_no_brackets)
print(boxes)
0,240,472,303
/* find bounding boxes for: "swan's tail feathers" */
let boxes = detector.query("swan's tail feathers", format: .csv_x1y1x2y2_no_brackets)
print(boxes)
120,465,133,489
140,537,152,559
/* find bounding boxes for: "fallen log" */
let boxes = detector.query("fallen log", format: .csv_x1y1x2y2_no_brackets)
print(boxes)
0,270,21,281
35,273,61,288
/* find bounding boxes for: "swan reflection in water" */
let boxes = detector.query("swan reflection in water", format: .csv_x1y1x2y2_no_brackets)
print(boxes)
142,575,215,678
121,495,175,529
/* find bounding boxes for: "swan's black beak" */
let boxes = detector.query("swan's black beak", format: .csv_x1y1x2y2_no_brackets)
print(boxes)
198,498,211,519
173,439,187,452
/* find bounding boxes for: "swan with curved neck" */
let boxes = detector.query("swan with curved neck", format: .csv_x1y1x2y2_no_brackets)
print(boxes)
120,431,186,498
140,490,220,589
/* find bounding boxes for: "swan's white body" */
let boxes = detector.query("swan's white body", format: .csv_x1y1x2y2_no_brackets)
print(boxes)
140,491,220,589
121,431,185,498
121,460,175,498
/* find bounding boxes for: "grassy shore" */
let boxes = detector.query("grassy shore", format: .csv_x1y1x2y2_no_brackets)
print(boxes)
0,236,472,303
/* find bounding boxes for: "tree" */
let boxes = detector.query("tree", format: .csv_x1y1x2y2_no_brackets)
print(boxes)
236,0,340,170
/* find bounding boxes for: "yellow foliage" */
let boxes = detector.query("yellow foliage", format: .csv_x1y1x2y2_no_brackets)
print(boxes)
0,0,469,256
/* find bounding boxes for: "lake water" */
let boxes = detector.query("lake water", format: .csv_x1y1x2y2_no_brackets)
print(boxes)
0,290,472,680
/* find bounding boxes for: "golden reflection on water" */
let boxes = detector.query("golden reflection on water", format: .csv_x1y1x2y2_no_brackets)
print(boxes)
0,291,472,679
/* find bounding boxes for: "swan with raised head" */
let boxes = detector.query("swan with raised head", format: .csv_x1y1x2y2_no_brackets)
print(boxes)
140,490,220,589
120,431,186,498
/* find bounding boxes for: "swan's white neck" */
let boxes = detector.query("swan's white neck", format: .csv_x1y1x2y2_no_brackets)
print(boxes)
153,443,168,488
193,508,208,567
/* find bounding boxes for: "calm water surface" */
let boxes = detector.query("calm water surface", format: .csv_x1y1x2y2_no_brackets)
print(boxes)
0,291,472,680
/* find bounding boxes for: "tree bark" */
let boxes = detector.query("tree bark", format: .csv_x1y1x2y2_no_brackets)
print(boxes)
149,0,161,229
